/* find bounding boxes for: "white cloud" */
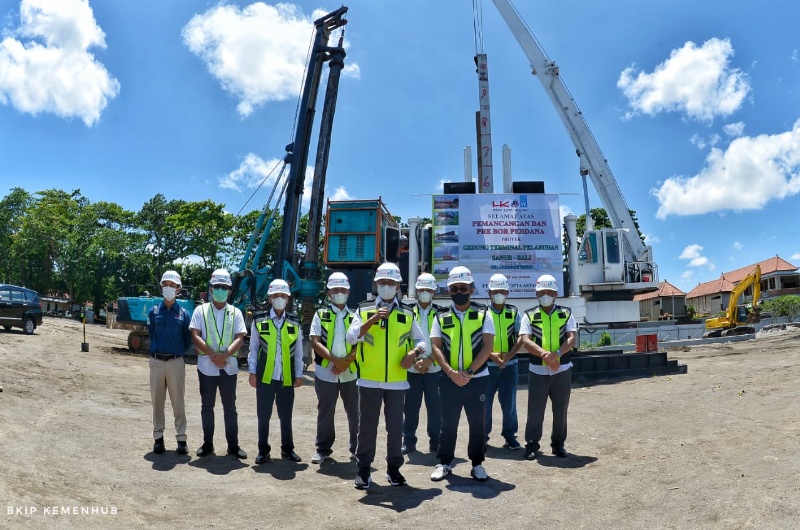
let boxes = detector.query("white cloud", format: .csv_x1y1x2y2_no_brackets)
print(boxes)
0,0,119,126
618,38,750,122
690,134,706,149
328,185,352,201
220,153,313,208
792,50,798,63
654,119,800,218
643,233,660,245
679,244,709,267
732,241,743,250
183,3,356,117
724,122,745,137
681,270,695,280
791,252,800,261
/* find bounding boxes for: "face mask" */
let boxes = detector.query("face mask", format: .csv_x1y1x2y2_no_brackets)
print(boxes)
451,292,470,306
211,288,229,304
538,294,555,308
271,297,288,310
417,291,433,304
162,286,177,302
332,293,348,305
492,293,507,305
377,285,397,300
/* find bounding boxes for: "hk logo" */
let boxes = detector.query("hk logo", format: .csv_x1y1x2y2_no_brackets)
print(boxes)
492,200,510,208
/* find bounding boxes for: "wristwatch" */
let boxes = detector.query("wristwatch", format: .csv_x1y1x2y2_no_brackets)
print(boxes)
466,368,475,376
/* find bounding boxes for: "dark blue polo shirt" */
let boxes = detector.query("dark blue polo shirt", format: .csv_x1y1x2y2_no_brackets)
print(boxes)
147,301,192,356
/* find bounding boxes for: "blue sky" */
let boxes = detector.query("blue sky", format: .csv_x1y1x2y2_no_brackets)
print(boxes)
1,0,799,293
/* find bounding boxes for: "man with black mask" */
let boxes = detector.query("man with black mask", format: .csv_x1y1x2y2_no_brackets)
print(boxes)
428,266,495,482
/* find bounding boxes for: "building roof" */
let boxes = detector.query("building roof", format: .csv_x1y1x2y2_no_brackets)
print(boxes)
686,276,737,299
686,255,797,299
634,280,686,301
724,256,797,283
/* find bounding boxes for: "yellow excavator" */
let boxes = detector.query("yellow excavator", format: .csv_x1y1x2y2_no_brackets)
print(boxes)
704,264,761,338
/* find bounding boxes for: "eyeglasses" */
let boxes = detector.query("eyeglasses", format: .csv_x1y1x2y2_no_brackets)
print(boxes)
449,286,471,294
211,285,231,291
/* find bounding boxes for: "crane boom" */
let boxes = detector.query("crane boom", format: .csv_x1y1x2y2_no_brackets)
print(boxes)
490,0,651,263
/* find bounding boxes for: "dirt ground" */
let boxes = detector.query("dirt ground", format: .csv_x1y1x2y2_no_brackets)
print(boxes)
1,318,799,529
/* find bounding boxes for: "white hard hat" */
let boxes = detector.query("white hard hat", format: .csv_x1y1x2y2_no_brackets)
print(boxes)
210,268,232,287
268,279,291,296
374,262,401,283
535,274,559,292
326,272,350,290
488,273,509,291
415,273,437,290
160,270,182,287
447,266,474,286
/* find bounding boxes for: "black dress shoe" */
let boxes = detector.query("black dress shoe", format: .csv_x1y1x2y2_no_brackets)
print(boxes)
153,438,165,454
254,453,271,465
228,446,247,459
552,447,568,458
196,443,214,457
176,441,188,455
281,450,302,463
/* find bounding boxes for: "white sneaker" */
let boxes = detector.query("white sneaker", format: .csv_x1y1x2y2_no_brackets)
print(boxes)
471,465,488,481
311,452,329,464
430,464,452,481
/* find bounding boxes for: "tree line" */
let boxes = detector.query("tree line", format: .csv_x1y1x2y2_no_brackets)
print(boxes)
0,188,309,310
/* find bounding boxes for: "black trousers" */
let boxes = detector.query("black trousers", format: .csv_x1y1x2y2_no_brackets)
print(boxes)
314,377,359,456
355,386,405,472
198,370,238,448
256,378,295,454
525,368,572,451
437,375,488,467
403,370,442,451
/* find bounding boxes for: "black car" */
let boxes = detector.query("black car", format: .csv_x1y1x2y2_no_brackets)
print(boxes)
0,284,43,334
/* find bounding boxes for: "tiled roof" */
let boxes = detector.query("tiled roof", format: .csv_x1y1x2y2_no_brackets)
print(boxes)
685,255,797,299
723,256,796,282
634,280,686,301
686,276,736,299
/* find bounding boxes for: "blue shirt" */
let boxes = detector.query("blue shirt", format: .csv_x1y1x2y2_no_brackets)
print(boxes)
147,302,192,356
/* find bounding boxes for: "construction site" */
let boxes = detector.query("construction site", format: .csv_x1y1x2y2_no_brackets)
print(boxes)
1,317,799,528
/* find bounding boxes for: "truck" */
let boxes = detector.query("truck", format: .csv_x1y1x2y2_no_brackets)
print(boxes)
117,7,349,353
704,264,761,337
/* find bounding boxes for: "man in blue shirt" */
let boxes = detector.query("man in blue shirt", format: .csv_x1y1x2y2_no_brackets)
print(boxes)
147,270,192,455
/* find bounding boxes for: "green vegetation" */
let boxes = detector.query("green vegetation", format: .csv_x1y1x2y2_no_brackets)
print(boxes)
0,187,314,309
760,295,800,323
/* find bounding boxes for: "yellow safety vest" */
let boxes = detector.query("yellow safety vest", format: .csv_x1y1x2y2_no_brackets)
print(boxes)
201,303,235,355
255,314,300,386
525,306,572,365
490,304,518,353
437,304,487,371
315,306,355,373
357,303,413,383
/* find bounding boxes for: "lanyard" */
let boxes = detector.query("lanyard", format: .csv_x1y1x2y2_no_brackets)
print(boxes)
206,304,228,352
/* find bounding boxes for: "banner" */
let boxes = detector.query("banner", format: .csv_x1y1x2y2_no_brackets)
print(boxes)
431,193,563,298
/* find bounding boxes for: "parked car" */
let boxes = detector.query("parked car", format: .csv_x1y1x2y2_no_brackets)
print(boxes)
0,284,43,334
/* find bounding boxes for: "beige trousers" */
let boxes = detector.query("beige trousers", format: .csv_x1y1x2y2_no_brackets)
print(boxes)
150,357,187,441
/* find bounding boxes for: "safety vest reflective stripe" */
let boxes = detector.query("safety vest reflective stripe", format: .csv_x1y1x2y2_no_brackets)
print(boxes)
256,317,299,386
201,303,234,355
357,304,413,383
490,305,517,353
525,306,571,366
438,307,485,370
315,307,355,373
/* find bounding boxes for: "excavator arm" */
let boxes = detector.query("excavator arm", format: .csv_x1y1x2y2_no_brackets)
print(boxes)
705,265,761,334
